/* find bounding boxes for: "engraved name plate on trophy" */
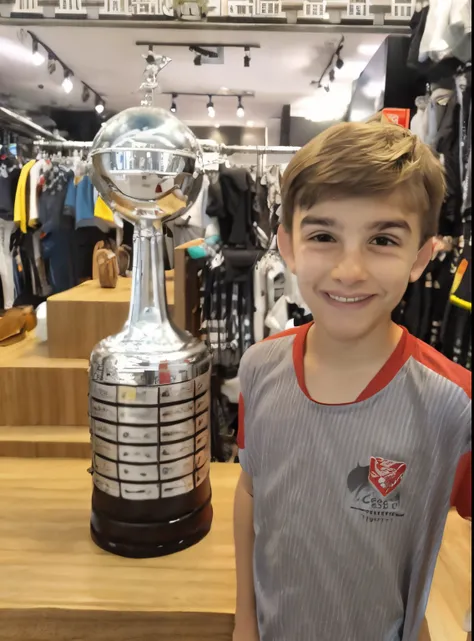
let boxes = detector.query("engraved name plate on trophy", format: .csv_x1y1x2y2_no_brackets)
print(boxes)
87,107,213,558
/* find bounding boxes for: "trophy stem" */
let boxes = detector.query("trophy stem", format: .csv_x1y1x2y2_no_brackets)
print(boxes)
128,217,170,328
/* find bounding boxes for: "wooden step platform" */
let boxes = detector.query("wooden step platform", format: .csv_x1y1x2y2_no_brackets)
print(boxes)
0,333,88,427
0,426,90,458
0,459,471,641
47,274,175,360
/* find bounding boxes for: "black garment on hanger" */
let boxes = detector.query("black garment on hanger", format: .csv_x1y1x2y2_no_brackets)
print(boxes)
208,167,259,247
0,150,21,221
434,93,464,237
407,4,462,82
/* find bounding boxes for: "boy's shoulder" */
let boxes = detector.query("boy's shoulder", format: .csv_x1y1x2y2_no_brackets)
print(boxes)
239,323,308,375
408,333,471,400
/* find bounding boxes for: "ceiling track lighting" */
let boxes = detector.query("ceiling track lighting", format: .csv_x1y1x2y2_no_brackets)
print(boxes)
62,69,74,95
95,96,105,114
207,96,215,118
31,39,45,67
244,46,251,68
310,35,344,91
27,31,102,111
170,93,178,113
236,97,245,118
47,53,56,75
82,84,91,103
145,45,155,65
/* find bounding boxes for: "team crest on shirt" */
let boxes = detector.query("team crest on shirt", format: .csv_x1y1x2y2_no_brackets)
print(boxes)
369,457,407,497
347,457,407,523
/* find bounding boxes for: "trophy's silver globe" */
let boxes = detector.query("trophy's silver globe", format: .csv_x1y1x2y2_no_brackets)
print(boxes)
89,106,204,224
87,107,213,558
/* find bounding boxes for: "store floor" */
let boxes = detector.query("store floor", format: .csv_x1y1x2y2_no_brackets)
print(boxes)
0,459,471,641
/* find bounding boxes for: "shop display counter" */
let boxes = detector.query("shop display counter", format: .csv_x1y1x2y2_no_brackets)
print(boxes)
0,460,238,641
0,332,88,427
47,273,175,360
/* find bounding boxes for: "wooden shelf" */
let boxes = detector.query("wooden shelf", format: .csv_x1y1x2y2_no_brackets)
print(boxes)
0,459,471,641
47,274,175,360
0,333,88,427
0,425,90,458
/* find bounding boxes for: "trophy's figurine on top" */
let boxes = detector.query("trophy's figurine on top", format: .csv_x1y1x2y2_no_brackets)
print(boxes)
86,48,213,558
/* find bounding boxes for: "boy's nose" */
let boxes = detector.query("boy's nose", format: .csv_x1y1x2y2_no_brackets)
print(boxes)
331,252,368,285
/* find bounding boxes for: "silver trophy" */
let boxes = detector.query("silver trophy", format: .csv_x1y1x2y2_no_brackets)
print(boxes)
87,106,213,558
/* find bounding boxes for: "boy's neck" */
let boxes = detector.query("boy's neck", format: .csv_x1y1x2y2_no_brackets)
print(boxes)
305,319,403,371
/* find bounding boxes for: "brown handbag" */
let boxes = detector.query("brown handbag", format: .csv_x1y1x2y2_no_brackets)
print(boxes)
0,306,37,344
96,248,119,289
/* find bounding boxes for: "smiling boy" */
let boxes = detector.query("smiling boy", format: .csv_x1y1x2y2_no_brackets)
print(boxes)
233,122,471,641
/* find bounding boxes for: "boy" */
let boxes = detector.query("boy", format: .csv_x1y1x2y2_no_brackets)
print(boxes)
233,121,471,641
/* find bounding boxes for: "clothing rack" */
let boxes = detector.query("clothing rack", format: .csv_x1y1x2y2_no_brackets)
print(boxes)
0,107,65,142
34,139,301,154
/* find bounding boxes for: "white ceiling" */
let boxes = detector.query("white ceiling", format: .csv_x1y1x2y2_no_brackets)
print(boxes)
0,25,386,130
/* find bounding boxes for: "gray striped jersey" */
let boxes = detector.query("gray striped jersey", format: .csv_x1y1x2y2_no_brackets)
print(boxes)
237,323,471,641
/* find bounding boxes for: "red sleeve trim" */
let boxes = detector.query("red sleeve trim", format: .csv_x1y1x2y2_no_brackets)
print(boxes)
450,452,472,518
237,393,245,450
411,336,472,399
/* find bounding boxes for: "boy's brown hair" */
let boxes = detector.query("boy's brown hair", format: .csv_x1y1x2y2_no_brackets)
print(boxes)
281,121,446,243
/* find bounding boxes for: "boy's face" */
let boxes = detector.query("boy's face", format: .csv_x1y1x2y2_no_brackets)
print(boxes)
278,194,433,342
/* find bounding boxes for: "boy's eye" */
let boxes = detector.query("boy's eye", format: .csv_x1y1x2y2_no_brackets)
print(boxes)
370,235,399,247
309,233,336,243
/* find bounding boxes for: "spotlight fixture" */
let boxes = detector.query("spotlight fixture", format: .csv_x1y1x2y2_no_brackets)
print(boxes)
82,84,91,103
62,69,74,94
47,53,56,75
145,45,155,65
329,69,336,82
32,39,45,66
194,54,202,66
336,55,344,70
236,97,245,118
244,46,251,68
324,84,330,93
207,96,215,118
170,93,178,113
95,96,105,114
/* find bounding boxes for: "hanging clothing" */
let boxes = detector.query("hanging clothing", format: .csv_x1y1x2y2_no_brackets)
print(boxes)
207,167,260,247
38,163,74,234
410,95,429,142
0,150,21,222
407,2,463,81
419,0,471,65
0,219,15,309
13,159,36,234
94,196,114,223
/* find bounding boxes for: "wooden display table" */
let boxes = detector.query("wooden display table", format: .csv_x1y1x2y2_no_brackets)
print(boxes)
0,459,471,641
0,460,238,641
0,332,88,427
47,273,175,359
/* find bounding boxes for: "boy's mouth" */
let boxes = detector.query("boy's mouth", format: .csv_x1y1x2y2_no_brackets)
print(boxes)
323,292,375,306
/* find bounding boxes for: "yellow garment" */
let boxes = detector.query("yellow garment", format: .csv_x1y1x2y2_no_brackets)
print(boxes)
94,196,114,223
13,160,36,234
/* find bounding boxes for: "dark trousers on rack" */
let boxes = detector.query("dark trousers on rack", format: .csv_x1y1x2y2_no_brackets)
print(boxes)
41,229,78,294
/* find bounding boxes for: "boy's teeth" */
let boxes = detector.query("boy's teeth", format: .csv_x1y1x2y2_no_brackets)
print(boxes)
328,294,369,303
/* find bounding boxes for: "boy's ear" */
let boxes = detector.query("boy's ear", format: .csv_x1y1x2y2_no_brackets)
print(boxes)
277,224,296,274
409,238,434,283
